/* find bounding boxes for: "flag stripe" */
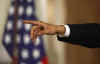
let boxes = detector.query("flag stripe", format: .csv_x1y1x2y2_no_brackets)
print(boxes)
2,0,48,64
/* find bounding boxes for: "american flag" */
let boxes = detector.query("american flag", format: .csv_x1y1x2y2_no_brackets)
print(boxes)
2,0,48,64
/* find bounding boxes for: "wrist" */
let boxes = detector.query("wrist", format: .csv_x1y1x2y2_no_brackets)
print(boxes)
55,25,66,35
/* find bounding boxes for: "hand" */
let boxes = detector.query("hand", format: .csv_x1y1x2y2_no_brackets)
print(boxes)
24,20,66,41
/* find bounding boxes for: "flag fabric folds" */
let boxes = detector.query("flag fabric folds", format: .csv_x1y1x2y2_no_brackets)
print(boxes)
2,0,48,64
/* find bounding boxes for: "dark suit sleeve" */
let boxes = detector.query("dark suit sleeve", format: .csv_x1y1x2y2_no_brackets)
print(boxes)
57,23,100,48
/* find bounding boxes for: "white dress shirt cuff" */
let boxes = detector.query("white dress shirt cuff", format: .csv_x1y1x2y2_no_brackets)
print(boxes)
58,25,70,37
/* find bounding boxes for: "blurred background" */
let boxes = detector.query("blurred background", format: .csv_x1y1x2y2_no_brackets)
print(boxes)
0,0,100,64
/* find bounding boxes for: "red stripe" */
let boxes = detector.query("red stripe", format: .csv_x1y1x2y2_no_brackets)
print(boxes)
42,56,48,64
12,56,18,64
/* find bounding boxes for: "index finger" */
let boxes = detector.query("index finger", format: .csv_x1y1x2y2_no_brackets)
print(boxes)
23,20,44,26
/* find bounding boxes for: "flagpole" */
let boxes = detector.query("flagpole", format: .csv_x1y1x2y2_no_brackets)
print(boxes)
12,0,19,64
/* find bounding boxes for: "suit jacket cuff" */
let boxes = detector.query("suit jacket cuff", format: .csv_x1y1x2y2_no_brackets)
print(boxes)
58,25,70,37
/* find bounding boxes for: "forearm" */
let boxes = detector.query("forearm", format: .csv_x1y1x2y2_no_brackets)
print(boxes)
57,23,100,41
57,23,100,48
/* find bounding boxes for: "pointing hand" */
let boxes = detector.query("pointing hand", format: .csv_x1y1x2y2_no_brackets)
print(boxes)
24,20,66,41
